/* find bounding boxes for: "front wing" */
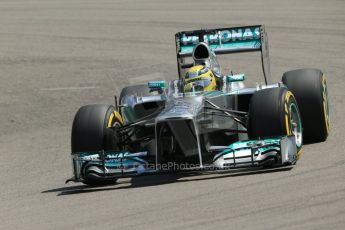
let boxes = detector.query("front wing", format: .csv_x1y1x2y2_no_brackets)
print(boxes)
67,135,298,183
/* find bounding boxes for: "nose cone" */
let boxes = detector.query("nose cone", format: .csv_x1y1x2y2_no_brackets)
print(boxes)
156,95,204,121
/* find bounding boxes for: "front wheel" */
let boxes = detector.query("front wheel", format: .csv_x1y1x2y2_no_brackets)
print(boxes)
282,68,329,143
248,87,303,150
71,104,123,185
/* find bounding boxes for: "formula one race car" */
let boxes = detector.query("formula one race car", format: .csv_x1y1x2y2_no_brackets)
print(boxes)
67,25,330,185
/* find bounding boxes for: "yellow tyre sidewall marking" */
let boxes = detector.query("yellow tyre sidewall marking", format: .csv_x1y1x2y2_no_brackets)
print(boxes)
322,75,330,134
285,116,290,135
285,90,302,157
284,91,294,135
107,112,115,127
114,111,124,125
107,111,124,128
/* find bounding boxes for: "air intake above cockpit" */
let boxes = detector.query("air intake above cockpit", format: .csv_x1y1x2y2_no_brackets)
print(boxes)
193,42,210,60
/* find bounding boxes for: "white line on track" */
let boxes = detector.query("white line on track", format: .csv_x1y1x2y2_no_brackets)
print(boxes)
40,86,99,91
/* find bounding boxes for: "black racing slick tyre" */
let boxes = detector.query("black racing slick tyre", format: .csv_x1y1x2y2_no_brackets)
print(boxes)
248,87,303,150
282,69,329,143
71,104,122,153
71,104,123,185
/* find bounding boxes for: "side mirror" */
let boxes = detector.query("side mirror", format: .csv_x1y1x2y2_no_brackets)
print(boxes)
226,74,245,82
148,80,166,92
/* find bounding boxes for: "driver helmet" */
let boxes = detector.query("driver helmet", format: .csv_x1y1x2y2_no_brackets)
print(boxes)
184,65,217,92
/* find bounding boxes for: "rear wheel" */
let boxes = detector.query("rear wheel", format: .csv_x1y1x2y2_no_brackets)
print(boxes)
71,104,122,185
248,87,302,149
282,68,329,142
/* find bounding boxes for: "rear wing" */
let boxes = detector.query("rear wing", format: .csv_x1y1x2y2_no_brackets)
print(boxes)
175,25,271,84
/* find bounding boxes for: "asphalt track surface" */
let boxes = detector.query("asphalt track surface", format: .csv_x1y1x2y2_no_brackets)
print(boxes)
1,0,344,229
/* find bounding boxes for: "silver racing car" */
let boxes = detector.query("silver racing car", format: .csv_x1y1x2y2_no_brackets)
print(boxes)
67,25,330,185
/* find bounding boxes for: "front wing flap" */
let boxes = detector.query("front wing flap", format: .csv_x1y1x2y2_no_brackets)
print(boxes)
212,135,298,169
